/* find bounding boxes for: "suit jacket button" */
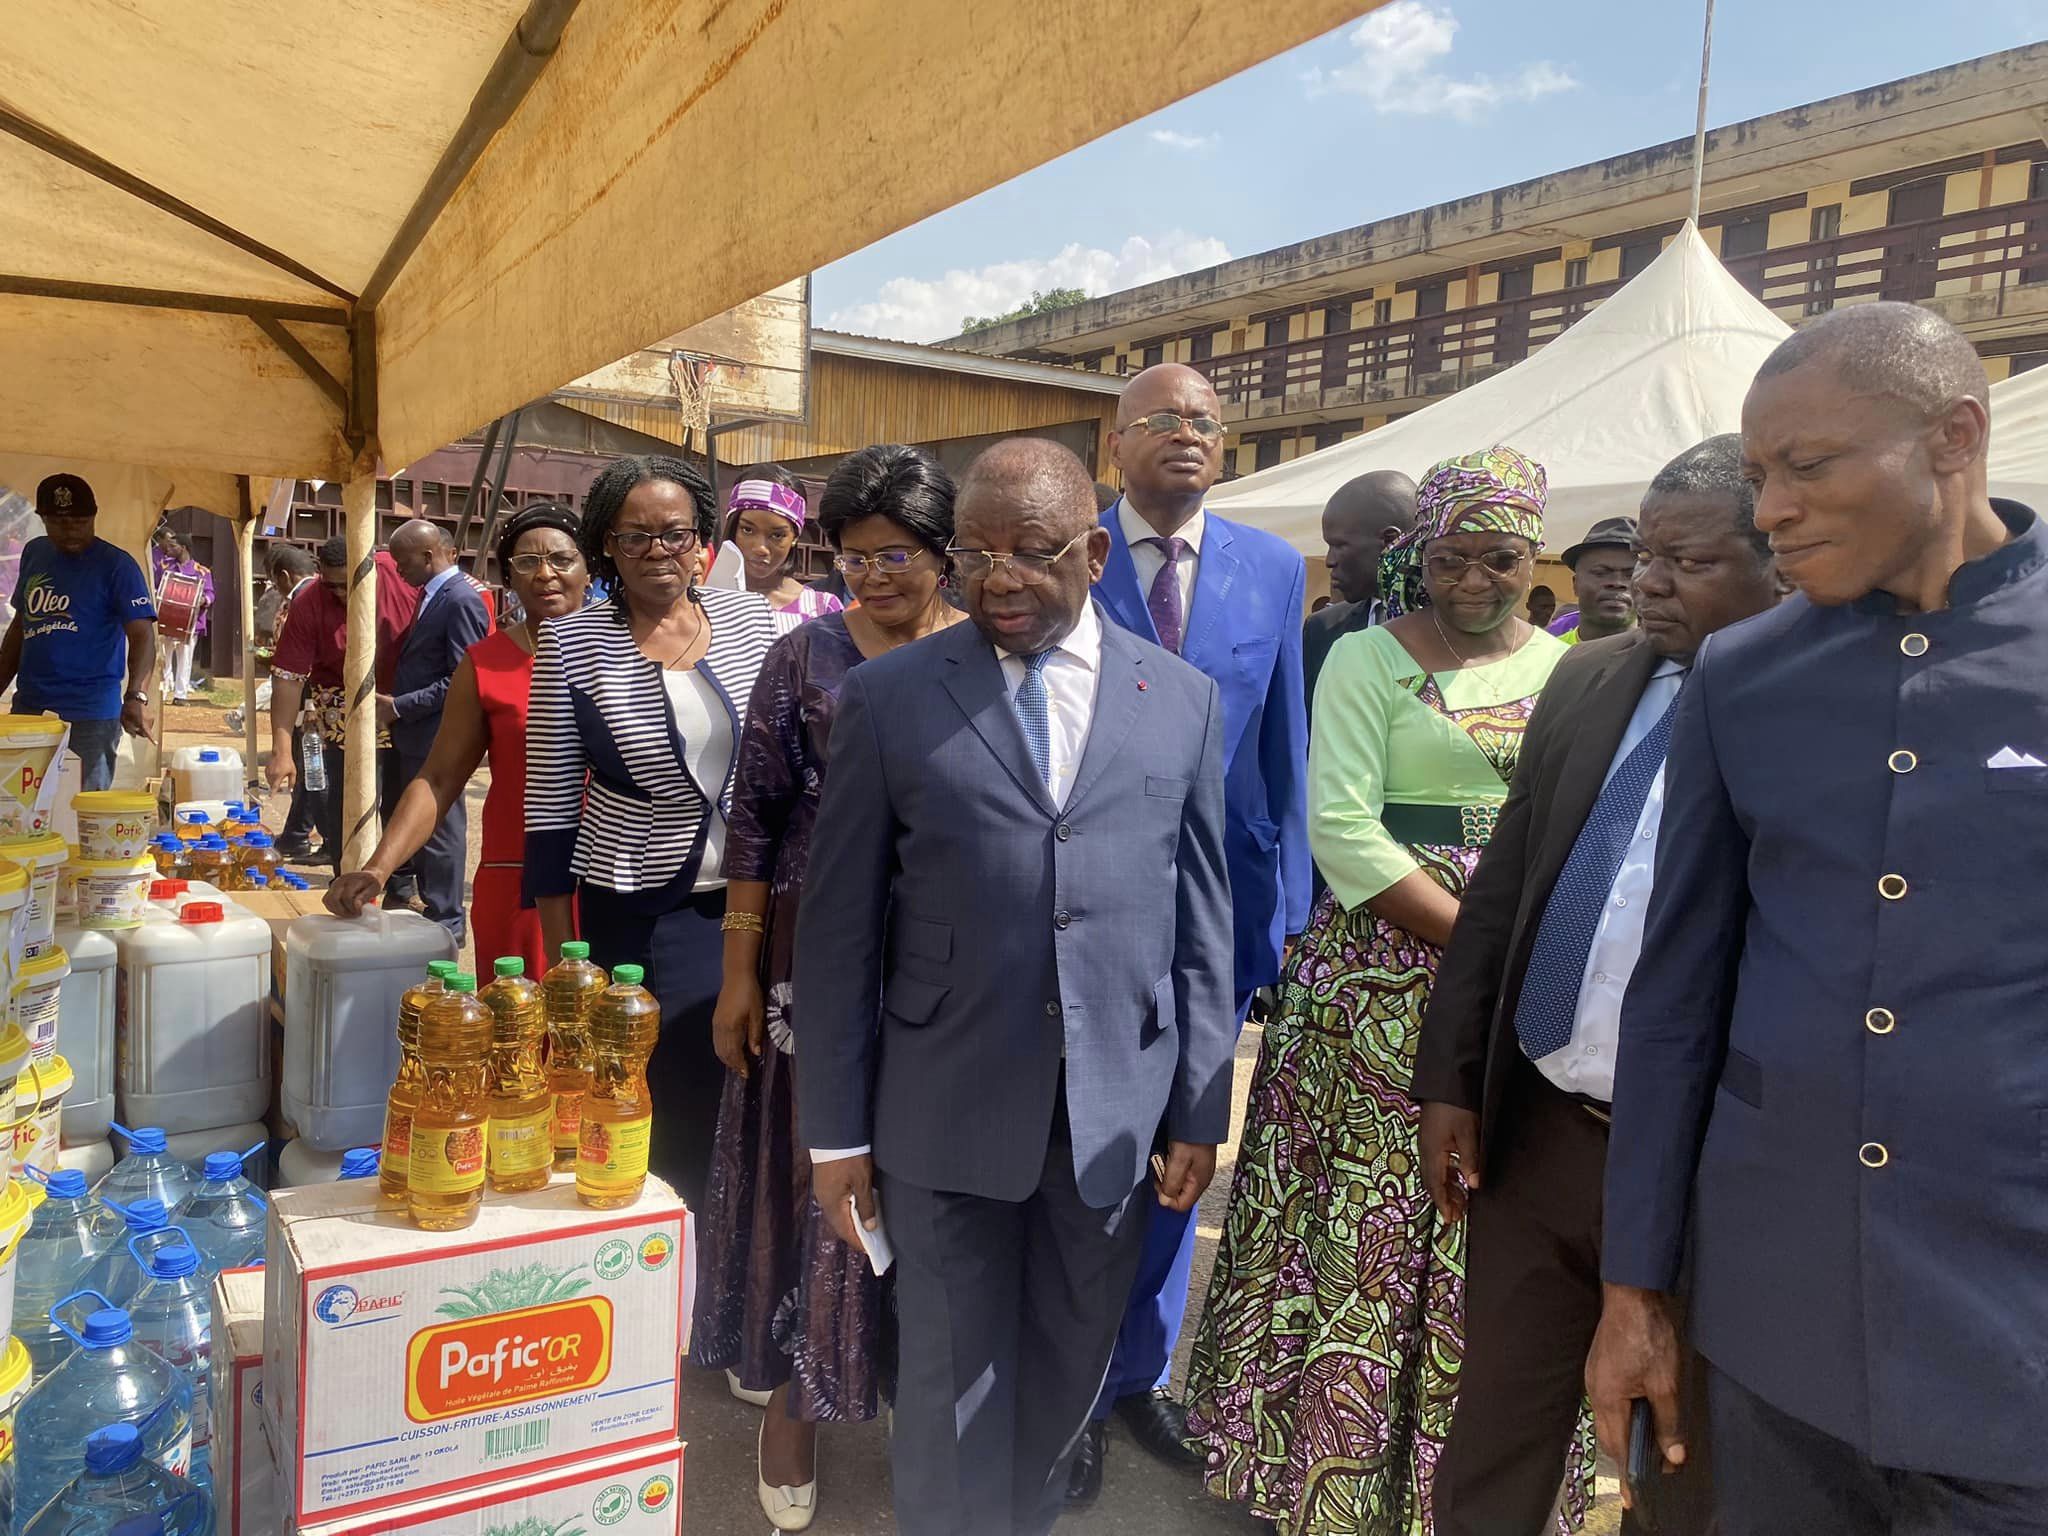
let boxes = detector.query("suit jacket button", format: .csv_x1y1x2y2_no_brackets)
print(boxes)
1056,823,1072,841
1900,633,1929,657
1054,910,1071,929
1877,873,1908,900
1044,1000,1060,1017
1859,1141,1889,1168
1865,1007,1896,1035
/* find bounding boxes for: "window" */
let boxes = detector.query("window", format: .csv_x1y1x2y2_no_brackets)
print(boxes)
1564,257,1589,288
1323,301,1352,334
1496,264,1534,302
1620,238,1662,280
1720,214,1770,259
1189,331,1211,363
1415,282,1448,317
1806,204,1843,315
1373,297,1392,326
1887,176,1946,227
1142,342,1164,368
1810,203,1842,242
1264,317,1291,347
1254,435,1283,471
2033,161,2048,201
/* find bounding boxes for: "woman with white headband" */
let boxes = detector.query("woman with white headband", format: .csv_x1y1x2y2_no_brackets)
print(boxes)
725,465,846,622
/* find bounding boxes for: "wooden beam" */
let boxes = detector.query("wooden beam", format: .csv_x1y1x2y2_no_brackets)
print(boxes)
0,273,347,325
0,103,354,303
252,315,348,413
347,309,379,453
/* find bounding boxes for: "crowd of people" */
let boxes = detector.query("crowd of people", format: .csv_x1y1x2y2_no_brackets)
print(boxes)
10,293,2030,1536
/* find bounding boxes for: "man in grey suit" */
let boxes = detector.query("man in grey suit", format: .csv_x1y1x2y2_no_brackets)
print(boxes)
795,438,1236,1536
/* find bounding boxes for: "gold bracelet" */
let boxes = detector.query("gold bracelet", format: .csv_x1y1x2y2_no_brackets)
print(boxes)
721,911,764,934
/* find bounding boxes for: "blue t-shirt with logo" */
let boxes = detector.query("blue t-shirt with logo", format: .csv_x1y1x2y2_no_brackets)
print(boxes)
11,537,156,720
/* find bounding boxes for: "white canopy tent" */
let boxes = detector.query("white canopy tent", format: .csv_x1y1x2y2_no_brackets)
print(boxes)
1989,366,2048,509
0,0,1367,863
1206,223,1793,554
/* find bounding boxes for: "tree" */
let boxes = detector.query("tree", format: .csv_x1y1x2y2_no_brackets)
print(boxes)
959,287,1090,335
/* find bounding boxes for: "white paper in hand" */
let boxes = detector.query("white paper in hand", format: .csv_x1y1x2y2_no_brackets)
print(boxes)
853,1194,894,1277
703,539,748,591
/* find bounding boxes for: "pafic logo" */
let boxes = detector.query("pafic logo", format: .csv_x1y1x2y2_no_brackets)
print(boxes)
405,1296,614,1422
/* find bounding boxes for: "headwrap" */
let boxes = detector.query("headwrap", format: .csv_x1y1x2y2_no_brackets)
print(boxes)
1377,445,1548,618
727,478,806,529
494,501,582,570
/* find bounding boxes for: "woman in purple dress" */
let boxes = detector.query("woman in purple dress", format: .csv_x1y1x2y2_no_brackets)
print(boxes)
695,444,966,1532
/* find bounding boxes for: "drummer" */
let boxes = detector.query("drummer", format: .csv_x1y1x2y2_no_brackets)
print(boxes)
0,474,158,789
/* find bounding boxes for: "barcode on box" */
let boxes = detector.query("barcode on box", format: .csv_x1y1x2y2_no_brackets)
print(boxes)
485,1418,550,1460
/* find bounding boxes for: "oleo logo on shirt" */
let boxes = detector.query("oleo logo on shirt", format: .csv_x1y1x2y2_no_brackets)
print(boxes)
403,1296,614,1421
20,576,67,617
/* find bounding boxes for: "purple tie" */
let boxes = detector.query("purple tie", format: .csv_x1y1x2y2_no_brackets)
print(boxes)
1145,536,1189,655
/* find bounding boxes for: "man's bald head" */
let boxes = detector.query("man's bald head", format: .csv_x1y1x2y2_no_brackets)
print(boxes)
956,438,1109,655
960,438,1100,541
1112,364,1226,522
1117,363,1220,426
1756,301,1989,419
389,517,455,588
1321,471,1418,604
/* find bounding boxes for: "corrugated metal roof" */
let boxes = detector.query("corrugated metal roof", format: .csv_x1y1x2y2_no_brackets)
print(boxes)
811,330,1124,395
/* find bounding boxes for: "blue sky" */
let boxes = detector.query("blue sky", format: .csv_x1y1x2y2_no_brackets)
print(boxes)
817,0,2048,341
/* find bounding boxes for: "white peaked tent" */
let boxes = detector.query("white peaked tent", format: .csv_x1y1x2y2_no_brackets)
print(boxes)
1989,366,2048,509
1207,223,1793,552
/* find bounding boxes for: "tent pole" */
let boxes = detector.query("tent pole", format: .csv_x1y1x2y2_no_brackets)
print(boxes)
237,481,260,794
341,465,380,874
1688,0,1716,225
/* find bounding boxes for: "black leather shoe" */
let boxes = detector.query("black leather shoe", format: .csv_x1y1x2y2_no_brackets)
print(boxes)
1065,1421,1105,1507
1115,1389,1204,1470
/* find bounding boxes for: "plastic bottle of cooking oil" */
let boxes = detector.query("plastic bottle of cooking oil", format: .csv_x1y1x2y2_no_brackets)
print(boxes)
407,973,493,1231
541,942,608,1174
479,957,550,1193
379,960,456,1202
576,964,661,1209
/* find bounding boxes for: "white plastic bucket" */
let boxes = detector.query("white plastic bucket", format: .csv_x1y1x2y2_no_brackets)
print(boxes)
71,855,155,930
0,862,26,1011
0,716,69,839
117,901,272,1134
12,1054,68,1175
70,790,157,862
0,1180,30,1356
169,745,243,806
0,1025,32,1187
284,910,455,1150
10,946,65,1064
52,924,115,1146
0,833,67,956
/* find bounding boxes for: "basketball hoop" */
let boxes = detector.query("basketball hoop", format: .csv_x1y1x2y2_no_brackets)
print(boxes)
669,352,712,436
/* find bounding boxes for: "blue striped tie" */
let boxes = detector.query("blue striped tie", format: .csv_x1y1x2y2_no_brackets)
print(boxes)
1013,650,1053,790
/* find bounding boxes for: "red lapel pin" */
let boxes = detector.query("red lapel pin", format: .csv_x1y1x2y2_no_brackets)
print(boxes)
1136,680,1148,691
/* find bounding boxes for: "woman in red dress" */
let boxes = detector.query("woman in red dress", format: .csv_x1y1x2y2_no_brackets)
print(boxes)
325,504,589,970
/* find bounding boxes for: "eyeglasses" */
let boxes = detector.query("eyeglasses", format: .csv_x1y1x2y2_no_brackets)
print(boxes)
1120,410,1226,443
946,529,1091,586
1426,549,1528,581
507,551,586,576
833,548,929,577
608,527,700,559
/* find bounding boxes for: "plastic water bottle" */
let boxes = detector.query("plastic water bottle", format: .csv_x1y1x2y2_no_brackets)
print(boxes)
15,1293,195,1517
15,1168,116,1377
125,1235,214,1490
338,1148,379,1180
20,1422,211,1536
301,726,327,794
76,1201,173,1312
101,1127,198,1214
176,1148,266,1275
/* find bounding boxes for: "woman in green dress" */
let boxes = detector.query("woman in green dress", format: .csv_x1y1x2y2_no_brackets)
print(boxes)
1186,447,1585,1535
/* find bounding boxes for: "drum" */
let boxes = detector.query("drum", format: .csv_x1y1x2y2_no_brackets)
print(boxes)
157,570,203,641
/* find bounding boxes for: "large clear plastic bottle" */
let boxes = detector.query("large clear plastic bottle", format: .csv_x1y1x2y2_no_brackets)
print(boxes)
232,833,280,893
100,1127,198,1214
379,961,455,1203
76,1200,172,1313
480,958,551,1194
407,974,492,1232
177,1149,267,1274
14,1294,195,1518
19,1422,212,1536
541,942,607,1174
185,838,234,892
14,1168,115,1377
576,965,661,1209
124,1235,215,1491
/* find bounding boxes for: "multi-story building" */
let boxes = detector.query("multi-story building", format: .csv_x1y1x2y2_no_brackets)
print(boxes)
947,43,2048,479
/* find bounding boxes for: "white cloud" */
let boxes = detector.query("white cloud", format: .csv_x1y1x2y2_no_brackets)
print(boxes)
826,232,1232,343
1304,0,1576,122
1148,128,1219,152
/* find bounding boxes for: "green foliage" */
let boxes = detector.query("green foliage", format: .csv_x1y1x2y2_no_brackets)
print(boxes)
436,1261,594,1319
480,1518,586,1536
959,287,1090,334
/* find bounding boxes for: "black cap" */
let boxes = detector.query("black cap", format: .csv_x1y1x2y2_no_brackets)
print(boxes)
35,473,96,519
1559,516,1637,568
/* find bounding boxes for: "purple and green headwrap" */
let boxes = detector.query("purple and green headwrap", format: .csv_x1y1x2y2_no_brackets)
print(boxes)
727,478,806,529
1378,445,1548,617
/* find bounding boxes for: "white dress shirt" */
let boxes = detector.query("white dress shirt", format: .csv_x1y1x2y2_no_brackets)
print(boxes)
662,668,732,892
1119,500,1204,631
1532,658,1688,1101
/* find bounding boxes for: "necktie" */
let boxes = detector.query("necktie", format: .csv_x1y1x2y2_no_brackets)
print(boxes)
1145,536,1189,655
1013,650,1053,791
1513,691,1681,1062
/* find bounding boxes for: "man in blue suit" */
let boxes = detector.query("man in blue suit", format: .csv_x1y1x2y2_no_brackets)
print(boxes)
378,520,489,940
1079,363,1309,1498
798,438,1235,1536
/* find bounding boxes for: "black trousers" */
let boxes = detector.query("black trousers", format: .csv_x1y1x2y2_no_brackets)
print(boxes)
396,745,466,943
1710,1367,2048,1536
1435,1052,1714,1536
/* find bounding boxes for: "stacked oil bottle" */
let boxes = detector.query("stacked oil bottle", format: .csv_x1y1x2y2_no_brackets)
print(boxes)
376,943,660,1229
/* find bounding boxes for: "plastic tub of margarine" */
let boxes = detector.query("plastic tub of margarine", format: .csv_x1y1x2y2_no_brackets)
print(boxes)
0,716,68,840
71,856,154,930
0,1333,27,1462
10,946,65,1064
0,1180,30,1356
9,1054,66,1176
0,1029,32,1190
0,864,25,1027
0,835,66,958
71,791,157,863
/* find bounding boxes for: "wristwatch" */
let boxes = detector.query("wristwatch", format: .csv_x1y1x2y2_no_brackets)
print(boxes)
125,689,148,703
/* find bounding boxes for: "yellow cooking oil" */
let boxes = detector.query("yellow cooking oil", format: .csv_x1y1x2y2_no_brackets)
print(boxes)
380,960,455,1201
576,964,661,1209
480,956,552,1193
407,970,493,1230
542,941,608,1173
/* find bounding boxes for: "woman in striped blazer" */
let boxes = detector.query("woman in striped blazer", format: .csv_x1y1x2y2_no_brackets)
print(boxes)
526,455,780,1209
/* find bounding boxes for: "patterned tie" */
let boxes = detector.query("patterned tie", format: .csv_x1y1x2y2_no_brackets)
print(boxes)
1013,650,1053,790
1513,692,1681,1062
1145,536,1189,654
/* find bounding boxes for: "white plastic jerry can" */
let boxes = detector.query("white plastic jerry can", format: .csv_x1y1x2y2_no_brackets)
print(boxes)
116,900,273,1135
52,922,117,1146
168,744,244,805
282,910,455,1151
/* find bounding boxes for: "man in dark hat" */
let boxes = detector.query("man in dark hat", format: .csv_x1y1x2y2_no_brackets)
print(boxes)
1549,515,1638,645
0,474,157,789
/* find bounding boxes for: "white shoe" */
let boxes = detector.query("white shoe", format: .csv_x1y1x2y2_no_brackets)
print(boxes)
756,1422,817,1532
727,1369,773,1408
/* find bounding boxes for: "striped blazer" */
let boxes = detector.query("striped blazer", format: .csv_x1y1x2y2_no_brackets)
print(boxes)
524,587,780,900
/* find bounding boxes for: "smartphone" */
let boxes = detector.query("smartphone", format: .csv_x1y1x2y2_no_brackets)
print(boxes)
1625,1398,1660,1530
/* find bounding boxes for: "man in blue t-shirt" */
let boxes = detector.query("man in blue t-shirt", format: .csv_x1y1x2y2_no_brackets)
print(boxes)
0,474,157,790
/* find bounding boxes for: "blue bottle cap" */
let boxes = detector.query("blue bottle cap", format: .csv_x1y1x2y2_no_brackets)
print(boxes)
84,1422,145,1473
245,831,273,847
197,749,219,762
81,1307,133,1347
148,1244,201,1279
202,1151,243,1181
179,810,209,825
339,1148,380,1179
126,1199,169,1231
44,1168,87,1199
112,1122,169,1155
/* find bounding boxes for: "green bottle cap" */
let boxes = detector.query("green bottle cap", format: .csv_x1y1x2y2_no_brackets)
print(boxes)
560,941,590,960
449,973,477,993
427,960,457,979
612,964,644,986
493,956,524,977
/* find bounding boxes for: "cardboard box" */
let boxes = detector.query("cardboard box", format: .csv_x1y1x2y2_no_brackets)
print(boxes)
264,1173,687,1526
212,1265,281,1536
296,1439,683,1534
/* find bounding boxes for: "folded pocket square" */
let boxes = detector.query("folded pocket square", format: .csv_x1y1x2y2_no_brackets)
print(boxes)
1987,746,2047,768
